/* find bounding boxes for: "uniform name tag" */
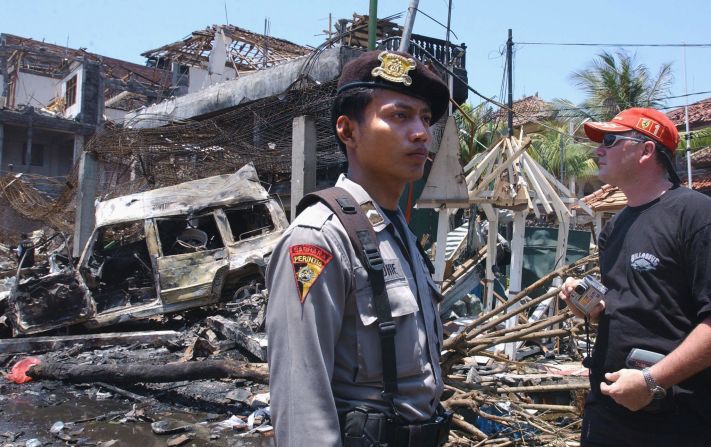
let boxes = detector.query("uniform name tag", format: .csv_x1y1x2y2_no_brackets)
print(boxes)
383,259,406,283
289,244,333,303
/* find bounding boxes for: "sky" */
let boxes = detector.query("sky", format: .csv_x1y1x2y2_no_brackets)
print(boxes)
3,0,711,112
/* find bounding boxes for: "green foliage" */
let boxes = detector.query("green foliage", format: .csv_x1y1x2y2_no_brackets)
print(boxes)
454,102,502,164
530,122,598,181
568,50,673,121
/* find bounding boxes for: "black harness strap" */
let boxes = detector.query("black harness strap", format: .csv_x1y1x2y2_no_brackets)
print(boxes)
297,187,400,407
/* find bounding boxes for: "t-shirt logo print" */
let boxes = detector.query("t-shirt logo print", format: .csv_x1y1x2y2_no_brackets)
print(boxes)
289,244,333,303
630,252,660,272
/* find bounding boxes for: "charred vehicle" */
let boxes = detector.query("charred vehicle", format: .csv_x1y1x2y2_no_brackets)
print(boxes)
8,164,288,335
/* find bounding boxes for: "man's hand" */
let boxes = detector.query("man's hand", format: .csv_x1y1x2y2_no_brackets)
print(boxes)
600,369,653,411
558,277,605,321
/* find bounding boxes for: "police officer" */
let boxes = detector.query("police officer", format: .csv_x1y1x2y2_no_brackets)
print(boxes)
16,233,35,268
266,50,451,446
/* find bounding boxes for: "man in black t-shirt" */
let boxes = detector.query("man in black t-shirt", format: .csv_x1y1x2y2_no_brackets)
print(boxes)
560,108,711,446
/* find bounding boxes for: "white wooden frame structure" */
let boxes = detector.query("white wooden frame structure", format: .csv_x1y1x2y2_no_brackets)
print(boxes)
418,128,593,358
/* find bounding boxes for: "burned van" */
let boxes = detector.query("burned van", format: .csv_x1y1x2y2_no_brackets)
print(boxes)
8,164,288,335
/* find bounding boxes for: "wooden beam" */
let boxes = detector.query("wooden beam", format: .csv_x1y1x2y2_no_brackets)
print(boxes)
28,359,269,384
0,330,180,354
206,315,266,361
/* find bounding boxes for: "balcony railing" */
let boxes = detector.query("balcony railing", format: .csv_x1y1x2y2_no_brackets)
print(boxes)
382,34,466,69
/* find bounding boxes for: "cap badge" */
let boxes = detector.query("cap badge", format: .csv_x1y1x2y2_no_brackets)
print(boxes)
371,52,416,86
636,117,662,137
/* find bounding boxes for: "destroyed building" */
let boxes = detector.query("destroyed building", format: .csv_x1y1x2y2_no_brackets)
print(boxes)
1,15,469,325
0,33,172,239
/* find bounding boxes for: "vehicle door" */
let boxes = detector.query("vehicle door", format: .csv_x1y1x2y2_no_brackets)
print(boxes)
152,212,229,304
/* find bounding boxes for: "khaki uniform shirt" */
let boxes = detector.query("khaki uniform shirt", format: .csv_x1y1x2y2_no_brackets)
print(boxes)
266,175,443,446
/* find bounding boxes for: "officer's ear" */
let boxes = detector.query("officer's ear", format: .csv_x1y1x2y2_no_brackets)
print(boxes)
336,115,358,149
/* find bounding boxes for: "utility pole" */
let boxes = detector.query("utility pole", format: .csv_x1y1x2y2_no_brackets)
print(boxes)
368,0,378,50
683,44,692,187
506,29,514,137
399,0,419,52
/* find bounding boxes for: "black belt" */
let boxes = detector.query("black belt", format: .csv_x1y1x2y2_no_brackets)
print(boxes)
340,407,452,447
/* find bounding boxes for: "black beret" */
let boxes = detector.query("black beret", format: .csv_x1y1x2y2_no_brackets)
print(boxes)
336,50,450,123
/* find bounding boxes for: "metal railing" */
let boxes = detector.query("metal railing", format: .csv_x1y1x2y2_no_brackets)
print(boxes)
382,33,466,69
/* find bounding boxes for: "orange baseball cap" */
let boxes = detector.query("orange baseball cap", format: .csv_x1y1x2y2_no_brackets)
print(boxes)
585,107,681,184
584,107,680,153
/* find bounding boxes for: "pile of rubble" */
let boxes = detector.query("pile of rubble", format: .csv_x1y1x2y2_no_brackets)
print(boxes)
438,254,597,446
1,294,275,446
0,253,598,446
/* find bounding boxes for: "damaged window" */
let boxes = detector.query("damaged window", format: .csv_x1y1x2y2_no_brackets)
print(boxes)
156,213,224,256
82,221,156,312
225,202,274,241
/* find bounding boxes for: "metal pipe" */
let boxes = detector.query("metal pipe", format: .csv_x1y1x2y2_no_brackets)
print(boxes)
398,0,419,53
368,0,378,50
683,44,692,187
506,29,514,137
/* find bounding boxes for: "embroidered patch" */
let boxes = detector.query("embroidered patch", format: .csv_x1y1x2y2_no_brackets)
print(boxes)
630,252,660,272
289,244,333,303
360,201,384,227
636,117,662,137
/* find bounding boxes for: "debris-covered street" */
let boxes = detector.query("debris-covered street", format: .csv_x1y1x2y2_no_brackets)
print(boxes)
0,220,599,446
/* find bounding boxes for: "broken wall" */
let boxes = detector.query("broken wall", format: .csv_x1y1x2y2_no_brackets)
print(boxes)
12,71,58,108
1,126,75,177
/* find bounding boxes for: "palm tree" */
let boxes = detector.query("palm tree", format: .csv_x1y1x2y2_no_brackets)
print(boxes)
530,122,598,186
454,102,501,164
567,50,673,121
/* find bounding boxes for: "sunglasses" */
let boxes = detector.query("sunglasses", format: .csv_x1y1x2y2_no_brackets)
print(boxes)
601,134,647,148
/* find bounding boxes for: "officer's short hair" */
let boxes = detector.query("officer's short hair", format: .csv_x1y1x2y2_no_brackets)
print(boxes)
331,87,375,155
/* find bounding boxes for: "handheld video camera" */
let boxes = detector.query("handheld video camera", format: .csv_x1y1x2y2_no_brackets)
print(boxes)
568,275,607,316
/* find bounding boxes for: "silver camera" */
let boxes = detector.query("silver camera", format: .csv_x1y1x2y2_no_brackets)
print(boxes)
568,275,607,316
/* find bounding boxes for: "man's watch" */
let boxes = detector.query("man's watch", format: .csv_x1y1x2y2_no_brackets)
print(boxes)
641,367,666,400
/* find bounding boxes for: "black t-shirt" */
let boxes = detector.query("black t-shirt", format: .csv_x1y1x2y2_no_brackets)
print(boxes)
591,186,711,429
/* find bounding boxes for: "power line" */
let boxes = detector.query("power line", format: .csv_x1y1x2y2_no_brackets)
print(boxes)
414,7,459,40
540,91,711,114
515,41,711,48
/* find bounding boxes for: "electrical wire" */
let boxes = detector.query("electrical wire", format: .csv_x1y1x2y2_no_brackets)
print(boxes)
413,7,459,40
515,41,711,48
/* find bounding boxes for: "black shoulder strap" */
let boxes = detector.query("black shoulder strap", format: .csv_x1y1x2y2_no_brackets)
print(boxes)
297,187,400,404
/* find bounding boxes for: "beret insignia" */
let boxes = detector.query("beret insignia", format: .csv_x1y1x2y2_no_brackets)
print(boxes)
371,52,416,86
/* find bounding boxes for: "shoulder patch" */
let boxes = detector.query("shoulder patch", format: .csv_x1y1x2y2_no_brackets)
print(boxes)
289,244,333,303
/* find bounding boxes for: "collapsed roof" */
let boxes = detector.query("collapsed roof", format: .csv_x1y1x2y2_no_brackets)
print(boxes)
1,33,172,91
141,25,311,73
